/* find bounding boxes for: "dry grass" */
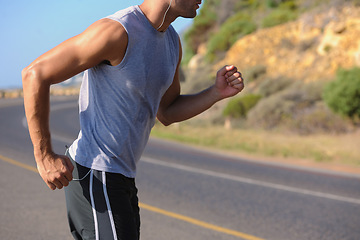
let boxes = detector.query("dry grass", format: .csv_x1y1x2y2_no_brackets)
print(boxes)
151,122,360,170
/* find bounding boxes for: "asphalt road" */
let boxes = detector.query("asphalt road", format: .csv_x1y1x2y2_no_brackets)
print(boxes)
1,96,360,240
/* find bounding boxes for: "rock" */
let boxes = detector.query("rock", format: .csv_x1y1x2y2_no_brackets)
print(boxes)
215,4,360,83
188,54,205,70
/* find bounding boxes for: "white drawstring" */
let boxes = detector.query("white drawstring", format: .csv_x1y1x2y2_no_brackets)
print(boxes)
73,169,92,181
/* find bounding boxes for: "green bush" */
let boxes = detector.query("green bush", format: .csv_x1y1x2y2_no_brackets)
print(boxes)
183,0,218,64
206,13,257,62
257,76,292,97
183,9,216,48
247,92,294,128
266,0,297,9
266,0,287,8
248,81,325,130
223,94,262,118
281,81,323,103
234,0,264,10
181,64,214,93
244,65,267,83
323,67,360,119
278,0,297,10
262,7,298,28
291,102,352,135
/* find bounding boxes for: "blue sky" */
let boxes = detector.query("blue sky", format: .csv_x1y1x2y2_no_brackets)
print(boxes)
0,0,194,89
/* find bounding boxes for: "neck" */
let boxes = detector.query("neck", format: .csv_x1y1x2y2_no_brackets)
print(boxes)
139,0,177,32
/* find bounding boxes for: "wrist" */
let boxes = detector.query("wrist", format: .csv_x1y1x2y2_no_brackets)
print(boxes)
33,141,54,162
208,85,224,102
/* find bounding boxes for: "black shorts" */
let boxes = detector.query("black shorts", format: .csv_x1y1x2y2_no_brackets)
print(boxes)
64,151,140,240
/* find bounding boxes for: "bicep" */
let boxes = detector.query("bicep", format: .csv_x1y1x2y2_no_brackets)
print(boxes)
25,19,127,85
28,38,90,85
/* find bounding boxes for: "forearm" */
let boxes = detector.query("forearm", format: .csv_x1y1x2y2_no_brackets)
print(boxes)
158,65,244,126
158,85,221,126
22,67,53,160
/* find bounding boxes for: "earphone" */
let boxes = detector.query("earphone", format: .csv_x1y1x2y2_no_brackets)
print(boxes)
157,0,173,30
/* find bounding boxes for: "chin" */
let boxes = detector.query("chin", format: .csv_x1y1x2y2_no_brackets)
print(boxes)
182,11,197,19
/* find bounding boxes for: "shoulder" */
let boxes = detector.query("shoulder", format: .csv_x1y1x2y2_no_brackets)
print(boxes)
83,6,139,41
76,18,128,66
80,18,128,50
104,6,139,31
87,18,127,37
106,6,137,21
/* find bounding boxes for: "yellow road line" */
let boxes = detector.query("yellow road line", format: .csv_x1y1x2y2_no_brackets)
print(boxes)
0,154,38,173
0,154,265,240
139,202,265,240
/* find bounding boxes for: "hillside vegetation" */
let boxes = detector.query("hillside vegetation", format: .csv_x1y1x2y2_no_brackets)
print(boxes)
183,0,360,64
180,0,360,135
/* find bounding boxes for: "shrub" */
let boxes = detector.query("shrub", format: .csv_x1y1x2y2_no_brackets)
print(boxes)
247,93,294,128
248,81,326,130
257,76,292,97
206,13,257,62
323,67,360,119
291,102,352,135
278,0,297,10
244,65,267,83
236,0,262,10
266,0,297,9
262,8,298,28
281,81,324,103
223,94,262,118
267,0,280,8
183,0,218,64
181,64,214,93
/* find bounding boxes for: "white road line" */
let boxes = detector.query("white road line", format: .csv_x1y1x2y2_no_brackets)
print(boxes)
22,102,77,144
21,101,360,205
23,116,75,144
50,102,78,111
141,157,360,205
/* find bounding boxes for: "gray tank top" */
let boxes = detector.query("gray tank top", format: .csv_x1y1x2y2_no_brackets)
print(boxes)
69,5,179,177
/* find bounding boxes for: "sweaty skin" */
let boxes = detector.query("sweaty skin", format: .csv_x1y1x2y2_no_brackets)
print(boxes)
22,0,244,190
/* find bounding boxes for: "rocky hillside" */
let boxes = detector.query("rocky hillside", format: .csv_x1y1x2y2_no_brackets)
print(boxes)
182,1,360,134
215,4,360,83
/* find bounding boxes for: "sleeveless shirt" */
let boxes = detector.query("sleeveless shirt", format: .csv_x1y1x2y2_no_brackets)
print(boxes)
68,5,180,178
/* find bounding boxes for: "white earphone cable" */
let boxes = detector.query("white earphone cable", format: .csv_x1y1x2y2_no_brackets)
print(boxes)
157,0,173,30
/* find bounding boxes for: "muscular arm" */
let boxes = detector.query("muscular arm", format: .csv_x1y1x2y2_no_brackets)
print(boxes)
157,41,244,126
22,19,128,190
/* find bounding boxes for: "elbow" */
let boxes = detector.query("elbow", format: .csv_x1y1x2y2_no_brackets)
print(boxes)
22,64,48,91
162,120,173,127
156,113,174,127
21,67,30,84
22,67,33,94
157,117,172,127
22,65,36,87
